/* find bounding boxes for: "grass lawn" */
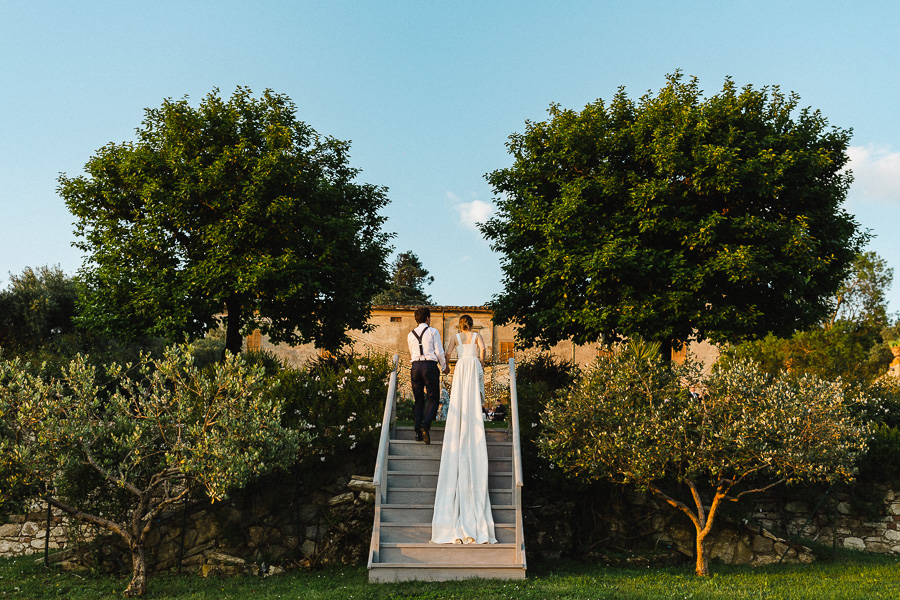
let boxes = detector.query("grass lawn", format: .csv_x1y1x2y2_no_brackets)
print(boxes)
2,552,899,599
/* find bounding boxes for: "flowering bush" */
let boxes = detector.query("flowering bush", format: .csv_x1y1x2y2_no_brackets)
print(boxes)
272,351,392,462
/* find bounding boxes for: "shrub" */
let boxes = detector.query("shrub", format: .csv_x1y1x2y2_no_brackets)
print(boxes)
272,352,393,463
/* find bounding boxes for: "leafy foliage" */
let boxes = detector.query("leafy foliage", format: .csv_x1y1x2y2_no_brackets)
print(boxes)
720,321,888,389
539,340,869,575
372,251,434,306
828,251,894,329
59,87,393,355
0,344,303,596
0,266,78,352
272,351,392,463
482,73,864,351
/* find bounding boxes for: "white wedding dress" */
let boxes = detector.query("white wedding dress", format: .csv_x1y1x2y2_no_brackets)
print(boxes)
430,333,497,544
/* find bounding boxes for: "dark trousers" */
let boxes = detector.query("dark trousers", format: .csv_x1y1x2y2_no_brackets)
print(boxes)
410,360,440,434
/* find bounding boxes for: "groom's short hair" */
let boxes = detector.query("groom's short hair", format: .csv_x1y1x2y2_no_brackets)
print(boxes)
414,307,431,324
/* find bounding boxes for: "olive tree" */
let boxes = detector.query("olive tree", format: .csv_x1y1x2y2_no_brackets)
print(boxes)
539,340,869,576
0,345,305,596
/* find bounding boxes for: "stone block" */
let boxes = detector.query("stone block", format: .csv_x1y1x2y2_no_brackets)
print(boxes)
358,491,375,504
890,502,900,516
836,502,852,515
20,522,39,537
297,504,319,522
0,541,25,555
348,476,375,494
301,539,316,558
248,526,265,547
0,523,21,537
328,492,354,506
885,529,900,541
751,554,778,567
843,537,865,550
865,541,891,553
206,550,246,565
751,535,774,554
785,501,809,514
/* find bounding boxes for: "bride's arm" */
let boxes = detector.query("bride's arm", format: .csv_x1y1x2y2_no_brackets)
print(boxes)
475,332,486,365
445,335,457,359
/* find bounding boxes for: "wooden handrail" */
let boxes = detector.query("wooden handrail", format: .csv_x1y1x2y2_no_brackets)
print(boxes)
372,353,399,500
508,358,526,568
368,353,399,569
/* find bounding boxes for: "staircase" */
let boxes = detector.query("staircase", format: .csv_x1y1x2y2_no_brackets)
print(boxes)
368,357,526,582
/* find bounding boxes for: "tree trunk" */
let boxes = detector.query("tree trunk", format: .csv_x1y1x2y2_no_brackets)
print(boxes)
695,528,710,576
124,543,148,597
223,295,244,358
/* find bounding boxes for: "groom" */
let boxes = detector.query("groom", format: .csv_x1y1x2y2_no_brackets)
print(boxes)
407,307,449,444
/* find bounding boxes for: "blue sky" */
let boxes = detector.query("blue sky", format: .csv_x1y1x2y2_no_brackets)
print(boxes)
2,1,899,314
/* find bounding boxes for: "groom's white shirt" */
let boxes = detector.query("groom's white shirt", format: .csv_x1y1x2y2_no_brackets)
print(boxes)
407,323,448,371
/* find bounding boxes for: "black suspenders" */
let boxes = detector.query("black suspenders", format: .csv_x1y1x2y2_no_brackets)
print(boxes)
411,327,426,357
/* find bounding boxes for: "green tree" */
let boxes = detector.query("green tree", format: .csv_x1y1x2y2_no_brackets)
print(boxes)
722,250,895,387
0,345,304,597
482,73,864,355
372,250,434,305
827,251,893,329
0,266,78,352
59,87,393,356
539,340,869,576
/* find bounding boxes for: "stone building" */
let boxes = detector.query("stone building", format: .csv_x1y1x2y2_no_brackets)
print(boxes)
245,304,720,373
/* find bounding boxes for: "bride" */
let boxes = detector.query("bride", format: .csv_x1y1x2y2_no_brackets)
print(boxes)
430,315,497,544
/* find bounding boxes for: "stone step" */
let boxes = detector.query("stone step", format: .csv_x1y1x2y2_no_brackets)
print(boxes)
380,505,516,524
378,523,517,544
386,487,512,505
393,426,510,443
368,562,526,583
389,439,512,459
387,456,512,474
386,471,513,490
377,542,517,564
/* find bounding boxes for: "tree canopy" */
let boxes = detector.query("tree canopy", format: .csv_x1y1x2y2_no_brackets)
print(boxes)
371,250,434,305
0,266,77,352
59,87,393,355
482,73,864,353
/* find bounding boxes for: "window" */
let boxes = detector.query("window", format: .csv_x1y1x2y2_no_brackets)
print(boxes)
390,316,402,322
246,330,262,352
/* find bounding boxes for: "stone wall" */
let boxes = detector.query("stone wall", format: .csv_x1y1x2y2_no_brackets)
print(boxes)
5,477,900,572
0,459,377,576
0,501,70,558
745,486,900,555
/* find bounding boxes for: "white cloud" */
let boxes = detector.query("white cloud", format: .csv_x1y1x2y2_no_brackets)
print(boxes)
847,145,900,204
448,191,494,231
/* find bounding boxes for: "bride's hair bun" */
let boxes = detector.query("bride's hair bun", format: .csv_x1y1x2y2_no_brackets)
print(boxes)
459,315,473,331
